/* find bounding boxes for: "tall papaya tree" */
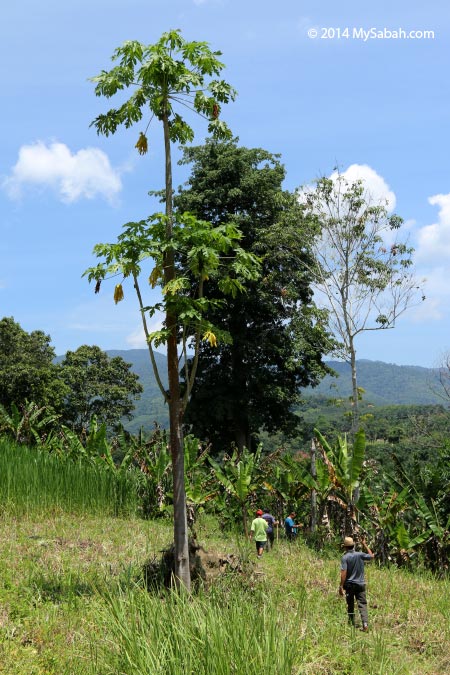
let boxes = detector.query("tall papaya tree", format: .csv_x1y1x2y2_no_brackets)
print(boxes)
88,30,250,591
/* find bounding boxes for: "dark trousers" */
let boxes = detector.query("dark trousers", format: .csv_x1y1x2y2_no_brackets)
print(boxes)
266,530,274,550
344,582,368,626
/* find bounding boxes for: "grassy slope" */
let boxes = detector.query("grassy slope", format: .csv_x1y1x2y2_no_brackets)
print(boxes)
0,513,448,675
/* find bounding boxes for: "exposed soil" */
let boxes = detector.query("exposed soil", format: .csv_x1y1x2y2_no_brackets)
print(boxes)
143,538,250,590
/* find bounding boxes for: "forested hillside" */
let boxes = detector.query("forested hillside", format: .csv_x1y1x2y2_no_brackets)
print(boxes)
101,350,444,431
106,350,168,432
309,359,442,405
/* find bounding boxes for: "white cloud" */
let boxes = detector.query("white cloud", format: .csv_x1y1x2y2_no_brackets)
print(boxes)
331,164,396,211
2,141,122,204
126,327,148,349
299,164,397,212
416,192,450,264
126,314,165,350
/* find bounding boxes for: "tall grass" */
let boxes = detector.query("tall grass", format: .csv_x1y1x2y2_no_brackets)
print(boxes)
0,437,140,517
91,581,299,675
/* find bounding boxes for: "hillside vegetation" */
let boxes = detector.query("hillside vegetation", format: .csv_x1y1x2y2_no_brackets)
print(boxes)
0,437,449,674
310,359,442,406
100,351,444,432
1,510,449,674
106,350,168,432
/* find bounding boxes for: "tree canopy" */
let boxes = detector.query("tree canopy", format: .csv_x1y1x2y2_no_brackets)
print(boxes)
59,345,143,434
0,317,65,412
174,139,333,451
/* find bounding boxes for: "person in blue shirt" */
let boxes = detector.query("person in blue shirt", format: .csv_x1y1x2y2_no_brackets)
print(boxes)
339,536,374,631
262,511,278,550
284,512,300,541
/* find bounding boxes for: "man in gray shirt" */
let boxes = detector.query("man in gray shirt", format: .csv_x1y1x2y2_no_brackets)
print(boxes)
339,536,374,631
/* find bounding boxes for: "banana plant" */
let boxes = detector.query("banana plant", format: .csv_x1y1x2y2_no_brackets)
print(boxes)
183,434,217,529
273,453,318,511
209,445,263,537
391,453,450,570
314,428,366,535
59,416,114,468
0,401,59,446
359,484,424,564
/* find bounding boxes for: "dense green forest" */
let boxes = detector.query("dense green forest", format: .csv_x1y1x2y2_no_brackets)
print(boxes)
100,348,446,435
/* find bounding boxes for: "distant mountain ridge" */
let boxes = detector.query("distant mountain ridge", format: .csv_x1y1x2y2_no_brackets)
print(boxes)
308,359,441,406
97,351,444,431
106,349,169,432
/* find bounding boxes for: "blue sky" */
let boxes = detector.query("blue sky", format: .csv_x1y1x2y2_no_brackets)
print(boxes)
1,0,449,367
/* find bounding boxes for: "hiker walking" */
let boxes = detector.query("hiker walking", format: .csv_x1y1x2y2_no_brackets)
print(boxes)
249,509,269,558
339,536,374,631
262,510,277,550
284,512,300,541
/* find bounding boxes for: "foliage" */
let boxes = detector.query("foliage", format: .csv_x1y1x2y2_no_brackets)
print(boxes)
90,29,236,146
174,139,333,451
58,344,143,433
300,172,423,428
0,400,59,446
85,213,260,414
313,428,366,536
390,452,450,571
0,316,66,413
208,444,265,536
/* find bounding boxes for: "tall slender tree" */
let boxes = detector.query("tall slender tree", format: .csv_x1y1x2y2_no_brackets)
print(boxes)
301,171,424,431
88,30,248,590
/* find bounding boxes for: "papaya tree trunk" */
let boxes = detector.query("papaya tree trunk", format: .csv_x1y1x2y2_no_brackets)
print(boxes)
310,438,317,533
163,109,190,592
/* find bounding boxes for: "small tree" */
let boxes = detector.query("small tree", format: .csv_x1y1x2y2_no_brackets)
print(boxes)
0,317,66,413
59,345,143,434
301,172,424,430
89,29,241,591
